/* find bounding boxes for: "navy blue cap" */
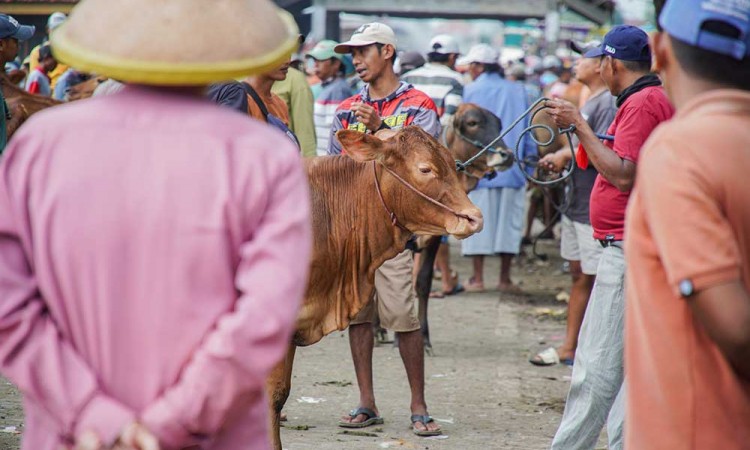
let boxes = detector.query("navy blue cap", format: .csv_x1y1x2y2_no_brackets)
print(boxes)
584,25,651,62
0,14,35,41
660,0,749,60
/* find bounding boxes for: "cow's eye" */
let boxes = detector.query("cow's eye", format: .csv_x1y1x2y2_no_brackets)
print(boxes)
467,120,479,127
419,166,432,174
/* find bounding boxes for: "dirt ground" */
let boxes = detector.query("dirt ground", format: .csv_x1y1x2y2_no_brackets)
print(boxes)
0,238,608,450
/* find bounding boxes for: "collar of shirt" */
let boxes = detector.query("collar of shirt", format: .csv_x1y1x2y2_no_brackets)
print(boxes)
677,89,750,119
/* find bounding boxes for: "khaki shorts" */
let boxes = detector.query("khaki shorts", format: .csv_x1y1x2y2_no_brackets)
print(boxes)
560,216,602,275
351,249,421,332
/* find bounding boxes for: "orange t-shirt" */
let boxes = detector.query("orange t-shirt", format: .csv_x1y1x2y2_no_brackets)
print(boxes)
625,90,750,449
247,92,290,126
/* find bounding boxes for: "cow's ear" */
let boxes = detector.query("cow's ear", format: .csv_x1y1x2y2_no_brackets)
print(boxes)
337,130,384,162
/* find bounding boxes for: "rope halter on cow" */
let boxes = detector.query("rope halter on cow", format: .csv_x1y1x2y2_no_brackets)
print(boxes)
372,161,473,233
453,97,577,187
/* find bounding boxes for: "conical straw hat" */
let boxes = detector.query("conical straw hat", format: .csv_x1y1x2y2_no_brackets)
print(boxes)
51,0,299,85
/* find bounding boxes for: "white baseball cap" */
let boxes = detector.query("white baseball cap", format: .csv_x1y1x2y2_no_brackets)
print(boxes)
428,34,460,55
456,44,499,65
334,22,397,54
47,12,66,31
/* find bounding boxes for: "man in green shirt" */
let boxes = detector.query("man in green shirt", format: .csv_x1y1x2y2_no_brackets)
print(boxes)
0,14,35,153
272,66,317,157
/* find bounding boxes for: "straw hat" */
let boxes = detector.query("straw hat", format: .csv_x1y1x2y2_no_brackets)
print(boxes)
51,0,299,86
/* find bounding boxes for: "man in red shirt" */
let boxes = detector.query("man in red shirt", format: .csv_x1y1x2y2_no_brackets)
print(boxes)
545,25,674,449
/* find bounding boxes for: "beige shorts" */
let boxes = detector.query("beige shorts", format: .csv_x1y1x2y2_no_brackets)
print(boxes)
351,249,421,333
560,216,602,275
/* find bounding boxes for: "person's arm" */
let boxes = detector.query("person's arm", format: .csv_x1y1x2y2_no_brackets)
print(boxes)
0,138,136,446
689,282,750,380
327,109,347,155
638,136,748,379
140,140,312,447
546,99,635,191
287,79,317,158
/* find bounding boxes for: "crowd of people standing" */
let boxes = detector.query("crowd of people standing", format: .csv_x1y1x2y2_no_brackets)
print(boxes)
0,0,749,448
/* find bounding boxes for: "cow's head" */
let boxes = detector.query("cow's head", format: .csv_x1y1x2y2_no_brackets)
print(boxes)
446,103,512,192
337,126,483,239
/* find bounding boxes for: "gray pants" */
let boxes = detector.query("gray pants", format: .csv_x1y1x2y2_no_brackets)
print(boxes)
551,245,626,450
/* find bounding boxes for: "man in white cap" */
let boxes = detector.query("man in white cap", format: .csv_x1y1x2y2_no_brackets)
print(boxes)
401,34,466,297
459,44,537,294
402,34,464,126
0,1,311,449
28,11,67,89
328,22,443,437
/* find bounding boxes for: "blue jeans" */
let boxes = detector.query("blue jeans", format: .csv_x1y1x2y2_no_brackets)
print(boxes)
551,245,626,450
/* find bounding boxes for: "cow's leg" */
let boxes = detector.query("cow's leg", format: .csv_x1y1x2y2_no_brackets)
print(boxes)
415,236,441,356
267,345,297,450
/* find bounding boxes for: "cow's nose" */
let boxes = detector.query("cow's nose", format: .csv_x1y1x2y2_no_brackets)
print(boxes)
461,207,484,235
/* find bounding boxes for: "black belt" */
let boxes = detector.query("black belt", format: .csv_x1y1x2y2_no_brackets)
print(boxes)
598,239,623,249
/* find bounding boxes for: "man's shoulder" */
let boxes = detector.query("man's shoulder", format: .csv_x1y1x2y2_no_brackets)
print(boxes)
403,65,464,84
390,86,436,111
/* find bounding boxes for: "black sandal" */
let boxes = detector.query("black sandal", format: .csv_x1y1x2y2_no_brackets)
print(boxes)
410,414,442,436
338,407,384,428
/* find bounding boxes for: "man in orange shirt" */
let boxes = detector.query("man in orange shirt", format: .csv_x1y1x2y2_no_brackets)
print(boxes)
624,1,750,448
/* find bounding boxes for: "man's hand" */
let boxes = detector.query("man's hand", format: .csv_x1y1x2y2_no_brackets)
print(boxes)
544,99,585,131
539,151,569,173
72,423,160,450
115,422,160,450
351,102,383,132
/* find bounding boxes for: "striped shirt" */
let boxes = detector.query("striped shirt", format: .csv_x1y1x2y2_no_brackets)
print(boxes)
328,82,440,155
314,77,352,156
401,63,464,125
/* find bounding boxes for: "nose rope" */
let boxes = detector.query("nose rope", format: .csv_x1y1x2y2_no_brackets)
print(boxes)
454,97,578,187
372,161,473,231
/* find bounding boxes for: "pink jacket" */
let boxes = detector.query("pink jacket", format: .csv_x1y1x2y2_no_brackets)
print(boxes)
0,86,311,449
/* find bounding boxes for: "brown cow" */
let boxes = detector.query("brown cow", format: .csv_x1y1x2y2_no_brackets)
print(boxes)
1,73,60,140
268,126,483,449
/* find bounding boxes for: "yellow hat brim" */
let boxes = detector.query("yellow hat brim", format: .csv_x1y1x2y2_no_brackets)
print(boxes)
51,9,299,86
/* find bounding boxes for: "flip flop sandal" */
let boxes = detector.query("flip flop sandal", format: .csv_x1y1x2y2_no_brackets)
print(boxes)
529,347,561,366
443,283,465,296
410,414,442,437
338,407,384,428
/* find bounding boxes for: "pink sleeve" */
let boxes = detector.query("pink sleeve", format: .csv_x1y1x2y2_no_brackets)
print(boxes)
0,138,135,445
140,143,312,448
